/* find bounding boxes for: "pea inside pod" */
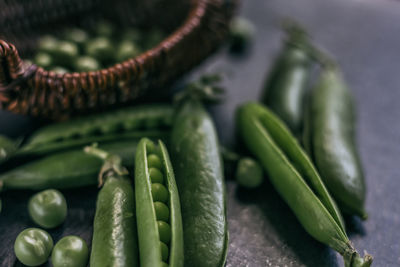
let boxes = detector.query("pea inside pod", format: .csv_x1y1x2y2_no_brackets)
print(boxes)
135,138,183,267
236,102,372,267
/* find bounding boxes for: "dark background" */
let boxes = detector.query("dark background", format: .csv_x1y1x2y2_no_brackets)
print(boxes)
1,0,399,266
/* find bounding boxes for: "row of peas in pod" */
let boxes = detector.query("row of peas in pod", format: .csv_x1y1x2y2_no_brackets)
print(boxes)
30,20,166,73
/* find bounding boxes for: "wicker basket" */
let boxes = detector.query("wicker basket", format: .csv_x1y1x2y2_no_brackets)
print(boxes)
0,0,236,120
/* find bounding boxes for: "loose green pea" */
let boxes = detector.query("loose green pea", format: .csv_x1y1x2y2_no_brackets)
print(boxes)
160,241,169,261
148,154,162,169
34,53,53,69
116,41,141,62
154,201,169,222
55,41,79,65
151,183,168,203
14,228,53,266
64,28,89,47
86,37,113,63
149,168,164,184
38,35,59,55
51,235,89,267
235,157,264,188
50,66,69,74
28,189,67,229
157,221,171,244
74,56,101,72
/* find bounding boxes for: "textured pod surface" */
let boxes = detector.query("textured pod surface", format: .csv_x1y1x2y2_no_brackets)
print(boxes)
262,31,312,136
20,104,173,155
305,68,367,218
135,138,183,267
90,175,138,267
171,100,228,267
236,102,349,253
0,140,140,191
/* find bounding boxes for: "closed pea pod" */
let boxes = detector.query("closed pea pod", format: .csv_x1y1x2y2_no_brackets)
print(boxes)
170,98,228,267
261,25,313,136
303,67,367,219
18,104,173,157
135,138,184,267
0,139,140,192
86,145,139,267
236,102,372,267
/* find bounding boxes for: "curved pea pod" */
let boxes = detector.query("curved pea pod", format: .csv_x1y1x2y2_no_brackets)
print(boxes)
170,99,228,267
236,102,372,267
261,26,313,136
303,67,367,219
87,147,139,267
0,135,18,164
19,104,173,156
0,140,139,191
135,138,184,267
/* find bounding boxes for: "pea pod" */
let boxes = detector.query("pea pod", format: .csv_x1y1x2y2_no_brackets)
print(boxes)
170,99,228,267
135,138,184,267
261,25,313,136
236,102,372,267
0,139,141,191
303,67,367,219
19,104,173,156
86,146,139,267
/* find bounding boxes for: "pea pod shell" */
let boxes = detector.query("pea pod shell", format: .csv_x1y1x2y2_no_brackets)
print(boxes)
236,102,351,255
262,31,312,135
171,100,228,267
90,174,139,267
22,104,173,149
0,140,139,191
135,138,184,267
305,68,367,218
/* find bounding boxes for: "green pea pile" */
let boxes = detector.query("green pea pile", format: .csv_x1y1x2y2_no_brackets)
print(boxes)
30,20,166,73
147,146,171,265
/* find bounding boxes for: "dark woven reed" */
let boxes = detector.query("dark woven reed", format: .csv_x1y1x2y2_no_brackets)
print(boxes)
0,0,236,120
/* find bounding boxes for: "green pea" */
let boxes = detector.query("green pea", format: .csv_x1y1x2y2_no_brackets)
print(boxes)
86,37,113,63
151,183,168,203
148,154,162,169
50,66,69,75
74,56,101,72
14,228,53,266
64,28,89,47
28,189,67,229
116,40,140,62
157,221,171,244
146,141,156,154
154,201,169,222
38,35,59,55
149,168,164,184
34,53,53,69
235,157,264,188
54,41,79,65
160,241,169,261
51,235,89,267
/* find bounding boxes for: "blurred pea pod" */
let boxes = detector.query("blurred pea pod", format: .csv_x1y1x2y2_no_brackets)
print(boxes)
303,67,367,219
261,24,313,136
236,102,372,267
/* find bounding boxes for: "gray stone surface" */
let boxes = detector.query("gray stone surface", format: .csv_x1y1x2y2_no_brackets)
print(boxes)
1,0,399,266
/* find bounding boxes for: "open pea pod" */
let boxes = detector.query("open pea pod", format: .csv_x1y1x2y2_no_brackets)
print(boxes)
135,138,184,267
236,102,372,267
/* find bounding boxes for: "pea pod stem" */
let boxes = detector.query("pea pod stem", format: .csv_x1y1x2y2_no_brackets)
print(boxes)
236,102,372,266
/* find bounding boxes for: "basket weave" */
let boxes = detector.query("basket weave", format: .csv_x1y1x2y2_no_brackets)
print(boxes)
0,0,236,120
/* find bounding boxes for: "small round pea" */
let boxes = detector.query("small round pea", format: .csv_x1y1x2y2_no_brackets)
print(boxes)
85,37,113,62
151,183,169,203
160,241,169,261
74,56,101,72
34,53,53,69
154,201,169,222
38,35,59,55
116,41,140,62
64,28,89,47
50,66,69,75
51,235,89,267
157,221,171,244
14,228,53,266
145,141,156,154
149,168,164,184
147,154,162,169
235,157,264,188
54,41,79,65
28,189,67,229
